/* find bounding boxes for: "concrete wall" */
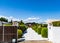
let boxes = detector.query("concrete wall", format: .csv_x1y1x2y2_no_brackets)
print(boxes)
48,24,60,43
0,21,2,26
51,27,60,43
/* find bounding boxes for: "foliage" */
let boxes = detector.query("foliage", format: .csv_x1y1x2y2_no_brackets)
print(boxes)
41,27,48,38
0,17,8,22
52,21,60,26
19,25,27,33
18,20,28,33
17,29,23,38
32,23,48,38
41,24,47,27
19,20,24,25
37,27,42,34
32,25,38,32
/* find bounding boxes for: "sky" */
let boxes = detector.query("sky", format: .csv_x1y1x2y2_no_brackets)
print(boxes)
0,0,60,23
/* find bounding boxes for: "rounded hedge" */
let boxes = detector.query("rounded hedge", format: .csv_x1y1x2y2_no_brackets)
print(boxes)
37,27,42,34
17,29,23,38
41,28,48,38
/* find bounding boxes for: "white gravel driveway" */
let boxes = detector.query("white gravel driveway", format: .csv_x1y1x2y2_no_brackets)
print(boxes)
23,27,48,40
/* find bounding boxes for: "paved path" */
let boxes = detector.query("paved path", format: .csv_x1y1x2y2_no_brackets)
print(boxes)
18,28,52,43
23,27,48,40
19,40,52,43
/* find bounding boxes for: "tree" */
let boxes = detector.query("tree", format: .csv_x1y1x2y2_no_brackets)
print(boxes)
0,17,8,22
9,20,12,23
19,20,24,25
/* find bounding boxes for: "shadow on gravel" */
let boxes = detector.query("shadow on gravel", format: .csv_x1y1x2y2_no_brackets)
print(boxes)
18,38,25,42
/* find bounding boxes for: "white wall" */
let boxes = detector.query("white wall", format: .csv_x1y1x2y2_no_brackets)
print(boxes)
0,21,2,26
48,25,60,43
12,21,18,26
51,27,60,43
48,23,53,42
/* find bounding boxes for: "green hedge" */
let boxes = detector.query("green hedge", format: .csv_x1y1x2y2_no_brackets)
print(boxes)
19,25,27,33
32,24,48,38
52,21,60,26
32,25,38,32
32,25,42,34
17,29,23,38
41,28,48,38
37,27,42,34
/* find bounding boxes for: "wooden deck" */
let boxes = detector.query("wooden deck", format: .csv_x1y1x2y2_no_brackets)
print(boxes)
18,40,52,43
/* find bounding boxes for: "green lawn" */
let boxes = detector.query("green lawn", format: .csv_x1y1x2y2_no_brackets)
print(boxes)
3,23,12,26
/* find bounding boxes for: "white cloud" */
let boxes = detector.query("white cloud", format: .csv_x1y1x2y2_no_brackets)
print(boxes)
0,15,46,23
0,15,20,21
23,17,40,23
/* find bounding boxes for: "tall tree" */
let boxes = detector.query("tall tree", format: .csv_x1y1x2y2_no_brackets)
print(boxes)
19,20,24,25
0,17,8,22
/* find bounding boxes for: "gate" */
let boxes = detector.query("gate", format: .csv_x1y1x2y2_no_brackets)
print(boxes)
0,26,17,43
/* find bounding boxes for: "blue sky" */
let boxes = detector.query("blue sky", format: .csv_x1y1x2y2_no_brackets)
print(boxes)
0,0,60,22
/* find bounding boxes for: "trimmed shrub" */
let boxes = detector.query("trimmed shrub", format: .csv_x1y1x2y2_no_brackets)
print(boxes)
37,27,42,34
52,21,60,26
19,25,27,33
32,25,37,32
17,29,23,38
41,27,48,38
32,25,42,33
